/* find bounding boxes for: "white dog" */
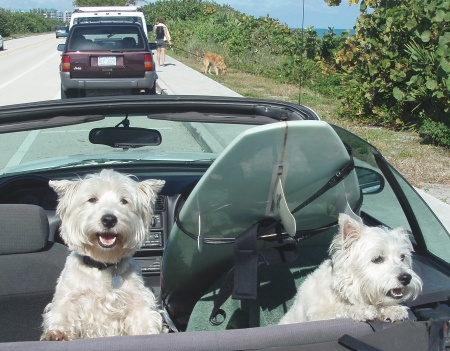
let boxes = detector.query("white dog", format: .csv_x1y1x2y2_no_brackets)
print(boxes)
279,213,422,324
41,169,165,341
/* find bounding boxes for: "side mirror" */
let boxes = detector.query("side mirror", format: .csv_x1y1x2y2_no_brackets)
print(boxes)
355,167,385,194
149,42,157,51
147,24,153,32
89,127,162,149
57,44,65,51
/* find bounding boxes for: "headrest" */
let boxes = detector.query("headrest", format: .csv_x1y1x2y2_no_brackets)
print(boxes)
0,204,49,255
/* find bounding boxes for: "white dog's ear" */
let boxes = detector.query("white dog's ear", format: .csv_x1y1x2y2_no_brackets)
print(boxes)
391,227,414,251
339,213,363,249
137,179,166,207
49,179,81,218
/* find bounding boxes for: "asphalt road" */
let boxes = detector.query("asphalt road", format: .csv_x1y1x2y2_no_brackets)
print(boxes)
0,33,62,105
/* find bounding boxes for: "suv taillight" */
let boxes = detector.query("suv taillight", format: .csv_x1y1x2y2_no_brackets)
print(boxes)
61,55,70,72
144,54,154,71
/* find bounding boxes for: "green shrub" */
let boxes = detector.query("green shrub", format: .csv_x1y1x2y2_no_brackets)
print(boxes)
331,0,450,146
0,9,64,37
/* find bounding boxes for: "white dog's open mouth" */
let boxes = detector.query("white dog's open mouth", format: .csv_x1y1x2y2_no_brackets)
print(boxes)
97,233,118,248
387,288,404,299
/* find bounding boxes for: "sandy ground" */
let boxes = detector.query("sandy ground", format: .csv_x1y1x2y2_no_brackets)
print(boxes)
415,184,450,232
420,183,450,204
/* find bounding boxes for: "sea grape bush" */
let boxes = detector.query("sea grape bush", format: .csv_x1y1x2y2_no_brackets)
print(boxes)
332,0,450,146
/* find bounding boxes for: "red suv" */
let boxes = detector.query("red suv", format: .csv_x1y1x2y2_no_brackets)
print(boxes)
58,22,156,98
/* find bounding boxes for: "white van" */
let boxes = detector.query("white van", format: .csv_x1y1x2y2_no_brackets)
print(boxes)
69,6,151,38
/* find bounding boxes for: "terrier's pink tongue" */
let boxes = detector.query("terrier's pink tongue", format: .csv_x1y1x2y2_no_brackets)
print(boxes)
100,234,117,245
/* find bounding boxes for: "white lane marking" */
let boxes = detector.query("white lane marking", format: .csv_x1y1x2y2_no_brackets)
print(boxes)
0,51,59,91
6,130,40,168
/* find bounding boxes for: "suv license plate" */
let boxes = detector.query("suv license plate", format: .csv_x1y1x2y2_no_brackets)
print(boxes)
98,57,116,66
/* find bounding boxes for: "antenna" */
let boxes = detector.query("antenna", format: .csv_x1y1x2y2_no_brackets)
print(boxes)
298,0,305,105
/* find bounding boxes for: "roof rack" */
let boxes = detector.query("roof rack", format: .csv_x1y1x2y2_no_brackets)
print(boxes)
73,6,142,13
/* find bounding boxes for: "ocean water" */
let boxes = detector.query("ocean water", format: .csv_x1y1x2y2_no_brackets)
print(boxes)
314,28,356,37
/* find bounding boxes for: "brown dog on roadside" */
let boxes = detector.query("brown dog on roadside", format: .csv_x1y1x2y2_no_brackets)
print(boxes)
200,53,227,75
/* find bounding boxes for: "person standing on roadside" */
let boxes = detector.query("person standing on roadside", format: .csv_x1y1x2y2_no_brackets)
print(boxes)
154,19,172,67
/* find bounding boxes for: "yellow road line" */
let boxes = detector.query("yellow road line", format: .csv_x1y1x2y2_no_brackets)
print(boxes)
0,36,53,57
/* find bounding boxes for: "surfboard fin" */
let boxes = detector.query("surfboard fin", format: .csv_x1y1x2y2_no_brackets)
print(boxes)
273,178,297,236
197,211,204,252
335,192,361,223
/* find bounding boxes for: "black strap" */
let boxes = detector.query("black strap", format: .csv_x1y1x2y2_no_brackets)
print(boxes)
233,223,259,300
209,268,234,326
209,224,298,326
291,156,355,215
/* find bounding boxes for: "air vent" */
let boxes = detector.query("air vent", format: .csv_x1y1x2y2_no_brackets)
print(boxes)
154,195,166,212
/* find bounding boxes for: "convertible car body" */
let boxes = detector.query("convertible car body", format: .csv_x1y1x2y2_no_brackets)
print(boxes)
0,95,449,351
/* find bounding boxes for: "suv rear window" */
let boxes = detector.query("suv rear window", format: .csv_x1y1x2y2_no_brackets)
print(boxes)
68,24,146,51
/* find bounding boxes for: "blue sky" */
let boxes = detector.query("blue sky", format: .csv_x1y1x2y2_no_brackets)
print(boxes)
0,0,361,29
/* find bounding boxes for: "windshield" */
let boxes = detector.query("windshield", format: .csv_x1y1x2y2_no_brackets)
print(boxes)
0,115,252,176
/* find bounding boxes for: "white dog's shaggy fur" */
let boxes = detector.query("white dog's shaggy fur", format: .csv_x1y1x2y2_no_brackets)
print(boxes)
279,213,422,324
41,169,165,341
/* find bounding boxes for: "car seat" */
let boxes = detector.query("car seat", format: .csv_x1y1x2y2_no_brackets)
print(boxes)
122,37,137,49
0,204,69,342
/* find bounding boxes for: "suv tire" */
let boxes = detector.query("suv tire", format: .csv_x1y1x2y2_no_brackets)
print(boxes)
146,81,157,95
61,86,78,99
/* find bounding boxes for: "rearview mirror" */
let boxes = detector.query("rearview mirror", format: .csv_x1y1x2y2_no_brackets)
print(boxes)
89,127,162,149
355,167,385,194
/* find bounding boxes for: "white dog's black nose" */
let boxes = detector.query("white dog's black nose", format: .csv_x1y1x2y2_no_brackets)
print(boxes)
398,273,412,286
101,214,118,228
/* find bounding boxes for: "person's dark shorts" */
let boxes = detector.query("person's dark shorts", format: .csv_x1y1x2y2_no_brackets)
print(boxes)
155,39,167,49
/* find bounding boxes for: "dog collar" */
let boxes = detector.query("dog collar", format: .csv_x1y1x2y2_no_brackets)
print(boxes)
82,255,116,270
82,256,125,289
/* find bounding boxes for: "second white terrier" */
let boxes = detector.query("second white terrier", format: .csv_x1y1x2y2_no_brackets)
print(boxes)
279,213,422,324
41,169,165,340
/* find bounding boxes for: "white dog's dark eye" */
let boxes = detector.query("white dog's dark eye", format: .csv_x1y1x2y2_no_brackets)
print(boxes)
372,256,384,264
400,254,405,261
88,197,98,203
120,198,128,205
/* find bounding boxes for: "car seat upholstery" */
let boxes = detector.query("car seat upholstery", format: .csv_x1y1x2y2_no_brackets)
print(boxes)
0,204,69,342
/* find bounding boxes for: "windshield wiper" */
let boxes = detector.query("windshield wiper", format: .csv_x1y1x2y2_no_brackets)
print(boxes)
54,158,135,169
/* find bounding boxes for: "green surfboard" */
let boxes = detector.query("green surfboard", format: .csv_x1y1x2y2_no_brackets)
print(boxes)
161,120,361,321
